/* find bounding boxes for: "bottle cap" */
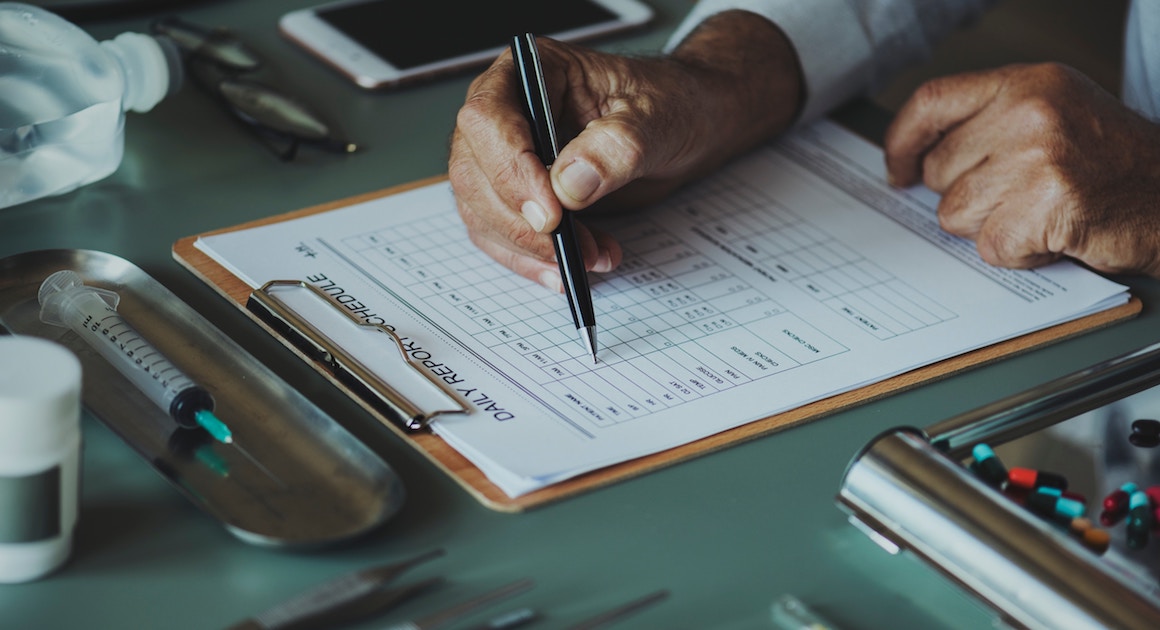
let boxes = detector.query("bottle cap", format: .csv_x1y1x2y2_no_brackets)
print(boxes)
100,31,185,113
0,336,81,471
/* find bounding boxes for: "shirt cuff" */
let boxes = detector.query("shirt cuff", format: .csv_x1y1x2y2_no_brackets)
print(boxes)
665,0,874,124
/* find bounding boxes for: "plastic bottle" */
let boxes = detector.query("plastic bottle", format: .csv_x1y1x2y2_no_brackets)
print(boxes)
0,335,82,583
0,2,183,210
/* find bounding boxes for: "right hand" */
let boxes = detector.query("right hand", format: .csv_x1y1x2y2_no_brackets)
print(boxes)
448,10,804,289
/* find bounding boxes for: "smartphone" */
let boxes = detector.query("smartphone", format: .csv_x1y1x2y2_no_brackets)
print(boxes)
279,0,655,89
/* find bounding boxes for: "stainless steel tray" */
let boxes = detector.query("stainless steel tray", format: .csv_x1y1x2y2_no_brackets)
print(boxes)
0,249,404,547
839,341,1160,629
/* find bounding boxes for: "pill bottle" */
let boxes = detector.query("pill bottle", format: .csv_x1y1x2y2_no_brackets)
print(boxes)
0,335,82,582
0,2,183,210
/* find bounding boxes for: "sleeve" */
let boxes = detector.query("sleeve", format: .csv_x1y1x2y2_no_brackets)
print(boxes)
665,0,997,123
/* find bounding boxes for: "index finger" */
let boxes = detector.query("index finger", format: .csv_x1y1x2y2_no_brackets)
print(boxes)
883,70,1003,187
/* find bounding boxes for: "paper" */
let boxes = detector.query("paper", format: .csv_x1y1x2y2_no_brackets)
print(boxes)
195,121,1129,497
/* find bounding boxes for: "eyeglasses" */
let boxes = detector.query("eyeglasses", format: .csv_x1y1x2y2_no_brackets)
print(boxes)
151,16,358,161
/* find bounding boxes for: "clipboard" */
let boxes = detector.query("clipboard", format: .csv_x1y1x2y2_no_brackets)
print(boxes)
173,176,1142,512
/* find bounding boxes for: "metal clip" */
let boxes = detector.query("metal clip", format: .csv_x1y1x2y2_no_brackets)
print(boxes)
247,279,466,430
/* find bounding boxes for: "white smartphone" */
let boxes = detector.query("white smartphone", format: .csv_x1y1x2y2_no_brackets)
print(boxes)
279,0,655,89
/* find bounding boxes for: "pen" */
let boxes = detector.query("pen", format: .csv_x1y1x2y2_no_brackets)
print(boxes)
510,32,599,363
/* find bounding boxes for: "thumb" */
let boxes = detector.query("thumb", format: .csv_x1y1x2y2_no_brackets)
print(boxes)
550,108,678,210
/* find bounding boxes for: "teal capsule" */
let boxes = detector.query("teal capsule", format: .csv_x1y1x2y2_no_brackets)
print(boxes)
969,443,1008,488
1127,490,1153,549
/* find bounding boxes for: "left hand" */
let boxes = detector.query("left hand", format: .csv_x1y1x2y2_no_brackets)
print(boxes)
884,62,1160,277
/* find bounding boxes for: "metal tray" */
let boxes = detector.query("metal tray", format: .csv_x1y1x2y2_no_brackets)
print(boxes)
0,249,404,547
839,341,1160,629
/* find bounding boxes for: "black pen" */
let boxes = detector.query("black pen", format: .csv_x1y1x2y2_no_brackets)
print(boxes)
510,33,599,363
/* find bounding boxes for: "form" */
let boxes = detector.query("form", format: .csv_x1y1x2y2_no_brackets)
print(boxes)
195,121,1129,497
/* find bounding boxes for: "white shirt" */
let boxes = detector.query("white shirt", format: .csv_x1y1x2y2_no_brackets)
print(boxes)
667,0,1158,122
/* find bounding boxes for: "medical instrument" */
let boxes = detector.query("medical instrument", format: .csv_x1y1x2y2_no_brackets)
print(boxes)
381,578,534,630
463,607,538,630
229,549,445,629
37,270,232,443
566,589,669,630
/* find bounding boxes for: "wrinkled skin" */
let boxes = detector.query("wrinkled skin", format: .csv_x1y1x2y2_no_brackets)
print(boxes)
448,11,802,289
886,62,1160,277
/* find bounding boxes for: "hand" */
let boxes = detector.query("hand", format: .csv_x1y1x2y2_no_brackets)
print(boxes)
885,62,1160,277
448,10,802,289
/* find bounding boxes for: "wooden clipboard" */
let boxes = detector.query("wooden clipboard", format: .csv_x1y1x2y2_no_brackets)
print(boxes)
173,175,1142,512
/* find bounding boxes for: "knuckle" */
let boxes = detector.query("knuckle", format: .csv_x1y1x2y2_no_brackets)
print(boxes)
455,95,493,133
592,118,649,175
509,221,547,254
1012,96,1064,134
911,77,953,112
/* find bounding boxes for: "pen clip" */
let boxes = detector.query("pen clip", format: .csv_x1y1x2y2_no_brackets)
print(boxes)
511,33,559,165
247,279,467,430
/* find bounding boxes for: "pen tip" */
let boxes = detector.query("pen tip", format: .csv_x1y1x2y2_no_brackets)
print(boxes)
580,326,598,364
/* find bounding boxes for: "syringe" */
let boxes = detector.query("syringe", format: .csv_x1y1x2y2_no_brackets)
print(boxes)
38,270,233,444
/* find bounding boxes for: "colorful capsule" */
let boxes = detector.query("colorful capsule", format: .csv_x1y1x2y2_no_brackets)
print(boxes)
1126,491,1153,549
1101,509,1125,527
1008,467,1068,491
1069,517,1093,534
1078,527,1111,554
1129,419,1160,448
1027,489,1086,523
1145,485,1160,508
1103,483,1138,513
1037,486,1087,506
969,443,1008,488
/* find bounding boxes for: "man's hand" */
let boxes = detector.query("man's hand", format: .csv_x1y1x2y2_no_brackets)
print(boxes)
885,62,1160,277
448,11,802,289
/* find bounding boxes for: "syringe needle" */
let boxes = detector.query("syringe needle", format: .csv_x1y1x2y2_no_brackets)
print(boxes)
195,409,233,443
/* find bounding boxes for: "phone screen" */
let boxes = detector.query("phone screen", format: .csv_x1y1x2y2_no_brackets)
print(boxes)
316,0,619,70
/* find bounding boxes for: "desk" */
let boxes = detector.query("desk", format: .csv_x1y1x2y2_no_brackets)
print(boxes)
2,1,1158,628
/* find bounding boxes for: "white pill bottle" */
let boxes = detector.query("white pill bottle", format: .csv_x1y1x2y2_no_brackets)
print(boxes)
0,335,82,582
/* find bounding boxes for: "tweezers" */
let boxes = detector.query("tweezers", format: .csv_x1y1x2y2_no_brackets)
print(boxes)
225,549,445,630
566,589,670,630
381,578,535,630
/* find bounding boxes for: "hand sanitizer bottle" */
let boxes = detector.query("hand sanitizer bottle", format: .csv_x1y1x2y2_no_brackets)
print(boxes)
0,2,183,210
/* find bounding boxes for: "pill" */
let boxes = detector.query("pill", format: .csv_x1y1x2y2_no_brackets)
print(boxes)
1130,419,1160,448
1027,490,1085,522
1103,486,1136,515
1127,491,1153,549
1079,527,1111,554
1038,487,1087,506
1069,517,1093,535
1145,485,1160,507
1008,467,1068,491
1100,509,1125,527
969,443,1008,487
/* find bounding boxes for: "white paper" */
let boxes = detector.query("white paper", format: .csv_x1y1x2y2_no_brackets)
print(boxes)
195,121,1129,497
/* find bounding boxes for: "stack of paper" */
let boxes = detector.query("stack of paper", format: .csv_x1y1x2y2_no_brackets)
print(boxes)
195,121,1129,498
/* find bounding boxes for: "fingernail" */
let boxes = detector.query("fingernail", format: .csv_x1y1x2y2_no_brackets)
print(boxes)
538,269,562,292
521,200,548,232
558,159,601,203
592,249,613,273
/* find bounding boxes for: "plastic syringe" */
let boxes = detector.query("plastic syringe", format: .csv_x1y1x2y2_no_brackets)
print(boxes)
38,270,233,444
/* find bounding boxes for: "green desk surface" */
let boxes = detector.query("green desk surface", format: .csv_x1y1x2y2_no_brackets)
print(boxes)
3,1,1158,628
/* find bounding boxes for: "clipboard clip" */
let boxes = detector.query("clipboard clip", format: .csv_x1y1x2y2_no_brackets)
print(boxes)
247,279,467,431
